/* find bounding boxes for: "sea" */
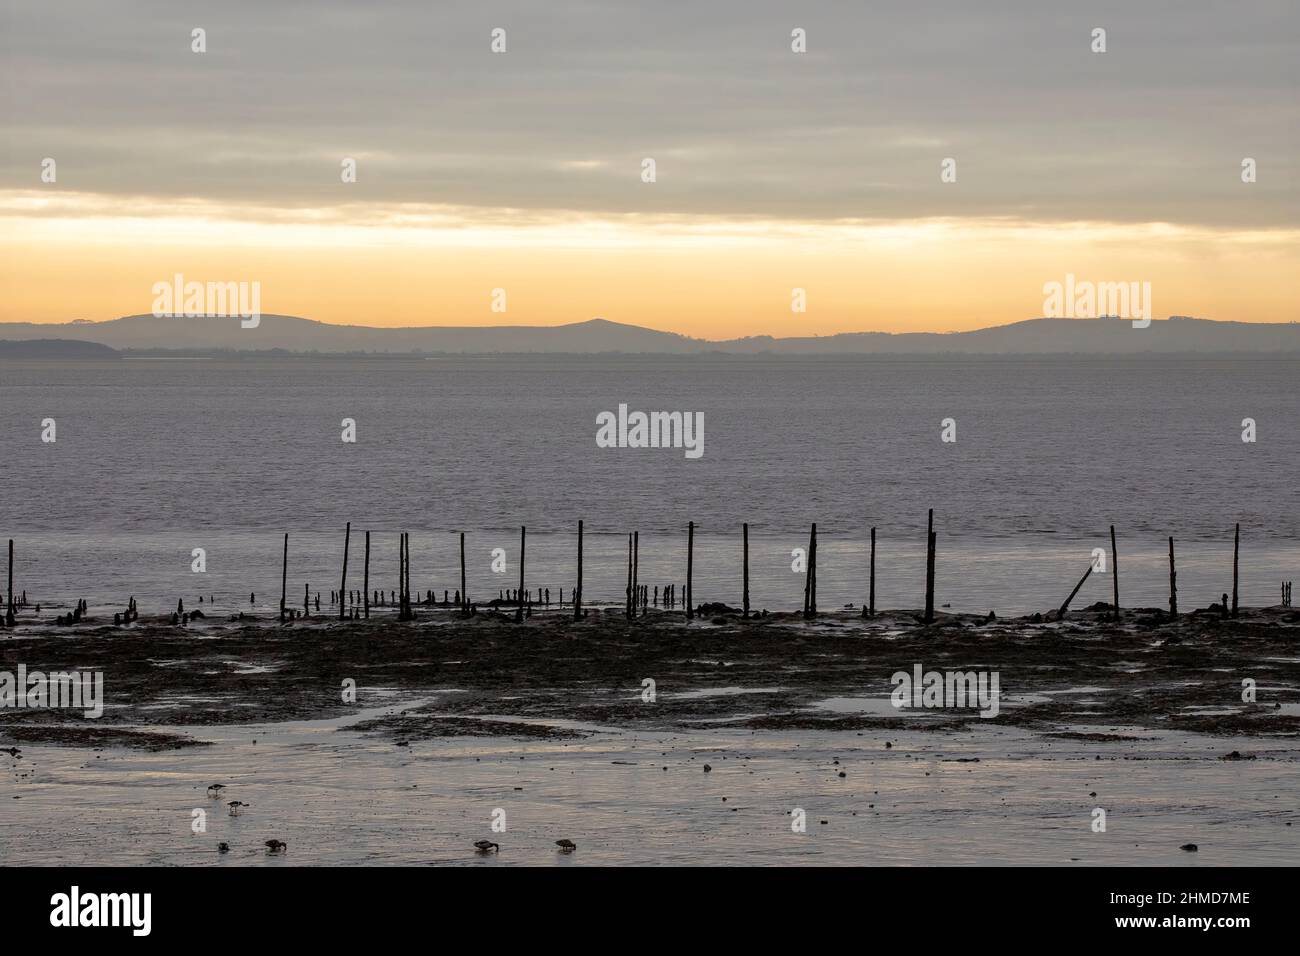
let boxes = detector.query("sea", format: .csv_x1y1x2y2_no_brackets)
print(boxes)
0,354,1295,618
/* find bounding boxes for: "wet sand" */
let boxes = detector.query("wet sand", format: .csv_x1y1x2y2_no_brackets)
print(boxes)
2,605,1298,864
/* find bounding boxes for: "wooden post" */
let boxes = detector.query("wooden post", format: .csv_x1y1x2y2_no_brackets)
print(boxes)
1057,564,1093,618
516,526,526,624
1168,536,1178,618
1110,525,1120,621
924,509,935,625
459,531,467,616
397,534,403,618
625,534,634,620
6,538,12,623
742,523,750,618
364,531,370,619
686,521,695,620
634,531,642,617
338,522,351,621
304,582,309,616
810,523,818,616
1232,523,1240,618
574,520,584,621
868,526,877,618
802,524,812,617
280,533,288,622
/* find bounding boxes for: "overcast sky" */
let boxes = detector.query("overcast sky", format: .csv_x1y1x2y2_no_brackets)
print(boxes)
3,0,1296,226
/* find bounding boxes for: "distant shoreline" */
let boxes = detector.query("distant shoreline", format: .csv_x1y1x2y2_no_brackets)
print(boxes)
5,344,1300,363
4,315,1300,357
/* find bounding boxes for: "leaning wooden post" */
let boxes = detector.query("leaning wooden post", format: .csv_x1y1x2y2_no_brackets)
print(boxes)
363,531,370,619
868,526,877,618
686,521,695,619
810,523,818,616
1168,536,1178,618
574,520,584,621
924,509,935,625
742,523,750,618
516,526,526,624
1058,564,1094,618
1232,522,1240,618
1110,525,1120,621
338,522,351,622
280,532,288,622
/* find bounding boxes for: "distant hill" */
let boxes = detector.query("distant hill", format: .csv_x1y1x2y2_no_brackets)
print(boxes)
0,314,1296,356
0,338,120,359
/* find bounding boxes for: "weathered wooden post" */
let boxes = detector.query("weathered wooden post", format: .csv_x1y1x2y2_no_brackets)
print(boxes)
363,531,370,619
1057,564,1094,618
810,523,818,616
625,534,634,620
304,582,309,616
1110,525,1120,621
633,531,640,618
574,520,584,621
868,526,877,618
516,526,526,624
459,531,467,616
403,533,411,619
742,523,750,619
338,522,351,622
1232,522,1240,618
802,524,812,617
924,510,935,625
686,521,695,620
280,533,288,622
1168,536,1178,618
6,538,13,624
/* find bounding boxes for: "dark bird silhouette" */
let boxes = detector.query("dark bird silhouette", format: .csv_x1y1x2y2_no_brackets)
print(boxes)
473,840,500,853
265,839,287,854
555,839,576,853
206,783,226,797
217,842,229,854
227,800,248,816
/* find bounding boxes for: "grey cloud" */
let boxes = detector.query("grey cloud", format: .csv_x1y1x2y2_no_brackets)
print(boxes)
1,0,1295,225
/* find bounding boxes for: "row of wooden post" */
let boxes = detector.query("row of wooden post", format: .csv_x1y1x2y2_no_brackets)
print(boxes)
2,517,1250,629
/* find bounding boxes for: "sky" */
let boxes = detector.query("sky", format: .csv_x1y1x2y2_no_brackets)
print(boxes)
1,0,1296,337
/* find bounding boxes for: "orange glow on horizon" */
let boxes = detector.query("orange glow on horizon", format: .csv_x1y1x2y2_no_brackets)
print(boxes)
2,191,1297,337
